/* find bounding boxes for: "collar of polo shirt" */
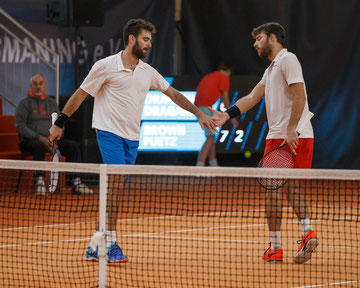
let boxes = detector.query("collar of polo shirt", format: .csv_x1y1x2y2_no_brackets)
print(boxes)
117,50,146,71
271,48,287,65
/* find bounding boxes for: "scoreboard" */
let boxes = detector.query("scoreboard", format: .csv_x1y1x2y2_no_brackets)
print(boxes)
138,75,268,154
214,96,268,153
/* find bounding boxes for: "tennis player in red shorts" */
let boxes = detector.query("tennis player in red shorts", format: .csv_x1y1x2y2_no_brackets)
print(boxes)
210,22,319,264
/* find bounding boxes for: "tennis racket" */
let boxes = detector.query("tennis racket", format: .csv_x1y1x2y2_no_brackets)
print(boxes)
49,112,61,194
257,111,314,190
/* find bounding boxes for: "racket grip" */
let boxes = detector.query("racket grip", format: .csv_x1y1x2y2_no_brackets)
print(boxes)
51,112,58,125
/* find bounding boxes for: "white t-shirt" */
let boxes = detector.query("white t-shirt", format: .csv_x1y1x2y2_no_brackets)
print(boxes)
259,48,314,139
80,51,170,141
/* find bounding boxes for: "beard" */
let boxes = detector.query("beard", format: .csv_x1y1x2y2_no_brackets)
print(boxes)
34,89,44,97
259,40,272,58
132,40,147,59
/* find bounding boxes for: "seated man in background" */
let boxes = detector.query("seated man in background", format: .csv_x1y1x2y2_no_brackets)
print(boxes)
15,74,93,196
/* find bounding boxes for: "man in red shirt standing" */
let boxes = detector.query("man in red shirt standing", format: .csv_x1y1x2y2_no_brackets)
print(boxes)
194,61,237,166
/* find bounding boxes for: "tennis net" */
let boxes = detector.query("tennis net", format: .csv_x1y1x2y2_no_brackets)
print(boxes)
0,159,359,288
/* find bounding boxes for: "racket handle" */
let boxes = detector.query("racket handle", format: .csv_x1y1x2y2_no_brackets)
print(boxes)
51,112,58,125
296,111,314,136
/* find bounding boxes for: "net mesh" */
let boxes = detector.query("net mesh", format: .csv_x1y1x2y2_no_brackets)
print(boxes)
0,160,359,288
0,160,99,288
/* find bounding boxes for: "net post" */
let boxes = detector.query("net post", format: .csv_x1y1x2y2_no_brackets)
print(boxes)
98,164,108,288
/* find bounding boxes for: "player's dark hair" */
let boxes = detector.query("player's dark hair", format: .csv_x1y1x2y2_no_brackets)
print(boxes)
252,22,285,46
217,60,231,71
123,18,156,47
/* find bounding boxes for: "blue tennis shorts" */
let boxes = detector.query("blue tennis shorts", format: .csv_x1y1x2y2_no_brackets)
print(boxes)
96,130,139,165
198,106,214,137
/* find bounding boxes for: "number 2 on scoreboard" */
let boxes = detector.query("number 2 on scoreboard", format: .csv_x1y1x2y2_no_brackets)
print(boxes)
234,130,244,143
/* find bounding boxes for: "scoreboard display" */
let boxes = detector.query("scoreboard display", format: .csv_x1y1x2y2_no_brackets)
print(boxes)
214,97,268,153
138,75,268,154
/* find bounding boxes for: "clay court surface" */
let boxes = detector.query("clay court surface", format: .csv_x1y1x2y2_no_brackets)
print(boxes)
0,171,359,287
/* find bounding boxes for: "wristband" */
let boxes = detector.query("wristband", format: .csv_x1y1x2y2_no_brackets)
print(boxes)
54,113,69,128
225,105,241,119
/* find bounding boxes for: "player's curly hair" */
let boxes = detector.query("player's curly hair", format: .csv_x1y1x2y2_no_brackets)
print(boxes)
123,18,156,46
252,22,285,46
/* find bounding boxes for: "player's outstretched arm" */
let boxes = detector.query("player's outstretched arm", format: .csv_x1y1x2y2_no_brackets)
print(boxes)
49,88,88,142
163,86,218,134
208,107,230,127
210,84,265,127
196,111,218,134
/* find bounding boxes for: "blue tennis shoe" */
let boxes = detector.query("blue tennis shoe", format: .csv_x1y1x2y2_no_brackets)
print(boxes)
85,242,128,263
85,246,99,262
107,242,129,263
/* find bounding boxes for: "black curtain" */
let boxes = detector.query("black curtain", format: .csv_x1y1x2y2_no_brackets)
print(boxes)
181,0,360,169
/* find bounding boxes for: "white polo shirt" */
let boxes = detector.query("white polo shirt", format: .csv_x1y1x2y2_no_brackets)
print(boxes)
80,51,170,141
259,48,314,139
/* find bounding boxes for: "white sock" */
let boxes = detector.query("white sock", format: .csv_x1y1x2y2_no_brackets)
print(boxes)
91,230,99,248
300,218,312,235
196,161,205,166
73,177,81,186
106,230,116,248
270,231,281,250
209,159,218,166
36,176,45,185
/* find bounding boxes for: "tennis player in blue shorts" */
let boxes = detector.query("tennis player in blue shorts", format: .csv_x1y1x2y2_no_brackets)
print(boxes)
49,18,218,263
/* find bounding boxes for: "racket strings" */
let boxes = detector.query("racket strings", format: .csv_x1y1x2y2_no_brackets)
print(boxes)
262,148,294,168
258,148,294,190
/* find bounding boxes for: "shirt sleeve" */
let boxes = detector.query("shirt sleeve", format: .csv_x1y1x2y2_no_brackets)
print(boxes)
150,67,170,92
80,60,108,96
219,74,230,93
281,54,304,85
258,68,268,86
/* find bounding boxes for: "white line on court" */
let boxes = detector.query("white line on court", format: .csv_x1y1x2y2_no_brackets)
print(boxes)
134,235,268,244
291,279,360,287
128,233,360,249
0,221,96,231
122,222,269,237
2,215,359,250
0,209,266,232
1,205,358,232
0,237,90,248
